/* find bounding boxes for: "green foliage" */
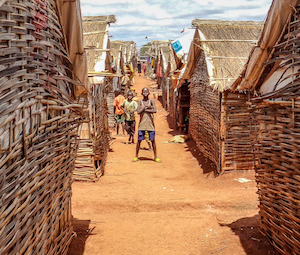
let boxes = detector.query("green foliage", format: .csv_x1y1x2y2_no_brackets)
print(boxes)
139,42,151,56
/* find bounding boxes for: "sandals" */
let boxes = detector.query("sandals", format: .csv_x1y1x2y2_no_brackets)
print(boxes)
132,157,139,162
132,157,162,163
154,158,162,163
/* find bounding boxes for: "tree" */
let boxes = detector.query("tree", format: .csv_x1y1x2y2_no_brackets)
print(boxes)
139,42,151,56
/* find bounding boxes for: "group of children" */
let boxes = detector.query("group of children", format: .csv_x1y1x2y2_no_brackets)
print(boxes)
113,88,161,163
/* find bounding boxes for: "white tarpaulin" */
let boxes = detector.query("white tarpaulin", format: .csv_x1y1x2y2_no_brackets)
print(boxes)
56,0,88,94
231,0,298,92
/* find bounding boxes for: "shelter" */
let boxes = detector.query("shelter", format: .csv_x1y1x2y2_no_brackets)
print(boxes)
0,0,85,253
73,15,116,181
182,19,263,173
229,0,300,253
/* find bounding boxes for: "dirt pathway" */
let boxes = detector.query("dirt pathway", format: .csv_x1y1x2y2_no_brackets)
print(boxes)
68,75,279,255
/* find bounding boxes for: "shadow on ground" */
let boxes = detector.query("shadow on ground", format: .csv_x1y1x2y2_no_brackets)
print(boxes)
184,139,218,176
67,218,93,255
163,112,218,176
219,215,279,255
138,156,155,161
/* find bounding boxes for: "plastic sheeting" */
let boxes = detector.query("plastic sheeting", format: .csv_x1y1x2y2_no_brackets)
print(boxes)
182,29,201,81
231,0,298,92
56,0,88,95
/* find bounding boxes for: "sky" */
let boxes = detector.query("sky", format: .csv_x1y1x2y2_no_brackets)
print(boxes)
80,0,273,48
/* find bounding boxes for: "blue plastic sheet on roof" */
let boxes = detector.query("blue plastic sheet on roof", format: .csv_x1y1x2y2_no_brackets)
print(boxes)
172,40,182,53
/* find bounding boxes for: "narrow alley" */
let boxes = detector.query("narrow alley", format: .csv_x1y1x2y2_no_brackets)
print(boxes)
67,74,278,255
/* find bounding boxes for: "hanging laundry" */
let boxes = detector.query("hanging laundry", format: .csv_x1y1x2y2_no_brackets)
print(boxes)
151,57,155,67
156,61,162,77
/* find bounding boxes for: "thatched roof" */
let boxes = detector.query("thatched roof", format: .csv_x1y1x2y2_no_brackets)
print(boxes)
160,44,180,73
82,15,116,23
121,41,136,63
110,41,122,62
110,41,136,73
83,15,116,49
148,40,182,75
149,41,169,54
190,19,264,91
160,45,172,69
82,15,116,72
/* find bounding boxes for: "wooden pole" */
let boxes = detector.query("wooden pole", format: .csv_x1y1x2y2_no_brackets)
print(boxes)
220,92,226,174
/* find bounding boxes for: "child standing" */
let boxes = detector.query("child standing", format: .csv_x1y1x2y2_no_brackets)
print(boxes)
113,89,125,135
137,62,142,76
121,91,138,144
133,87,161,163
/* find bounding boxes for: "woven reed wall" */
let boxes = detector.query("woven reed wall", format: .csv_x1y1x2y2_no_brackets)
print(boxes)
221,92,257,172
189,50,221,171
160,76,167,109
251,99,300,254
0,0,82,254
165,77,171,112
241,4,300,254
91,84,110,176
168,78,176,129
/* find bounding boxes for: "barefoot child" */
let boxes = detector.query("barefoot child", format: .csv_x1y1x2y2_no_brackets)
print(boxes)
121,91,138,144
133,87,161,163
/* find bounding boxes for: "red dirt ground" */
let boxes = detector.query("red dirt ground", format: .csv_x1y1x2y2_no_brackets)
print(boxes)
67,74,279,255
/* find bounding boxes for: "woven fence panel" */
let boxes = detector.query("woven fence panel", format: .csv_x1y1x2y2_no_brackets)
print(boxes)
253,100,300,254
160,76,167,109
222,92,257,172
106,91,115,128
168,78,176,128
0,0,82,254
74,84,110,181
165,77,171,112
92,84,110,175
189,51,221,171
74,95,95,181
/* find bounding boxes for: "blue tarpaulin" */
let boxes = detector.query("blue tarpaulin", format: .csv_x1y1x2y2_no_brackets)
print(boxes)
172,40,182,53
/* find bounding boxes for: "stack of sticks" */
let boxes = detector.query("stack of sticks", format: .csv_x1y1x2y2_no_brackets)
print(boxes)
73,83,110,181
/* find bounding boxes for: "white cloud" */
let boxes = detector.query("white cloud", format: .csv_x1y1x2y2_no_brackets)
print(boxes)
80,0,273,46
80,0,144,5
